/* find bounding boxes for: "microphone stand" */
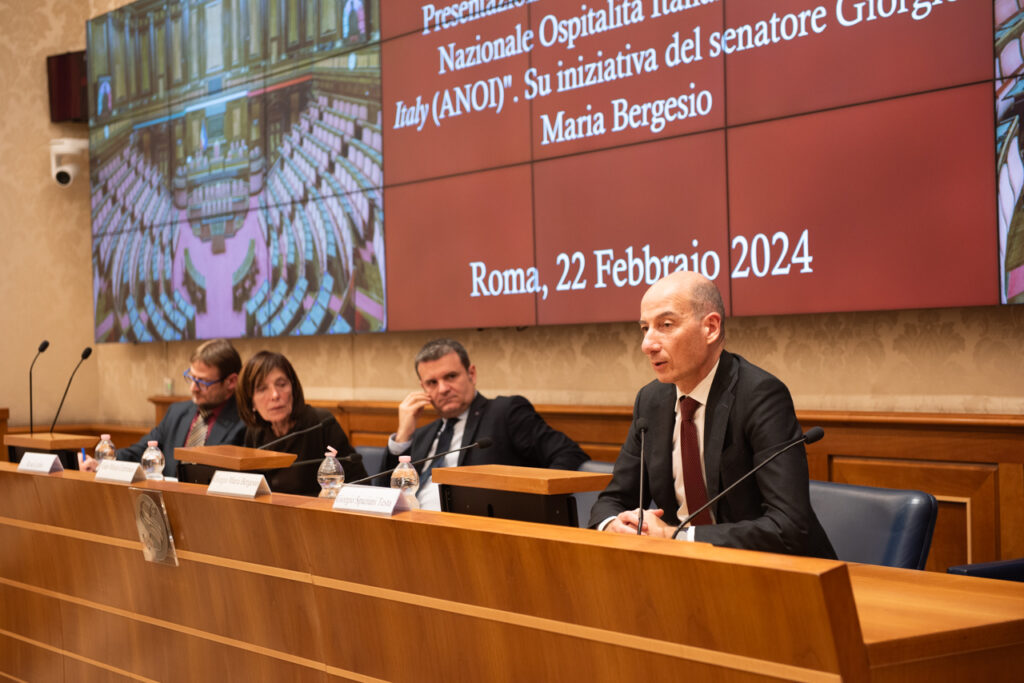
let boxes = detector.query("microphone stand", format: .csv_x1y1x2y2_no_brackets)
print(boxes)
345,438,493,486
670,428,824,540
255,417,333,451
49,347,92,435
28,340,49,435
635,418,649,536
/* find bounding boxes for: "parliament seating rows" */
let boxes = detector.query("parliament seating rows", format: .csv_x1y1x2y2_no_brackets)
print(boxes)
244,90,385,335
91,87,383,341
267,93,385,327
187,178,248,220
91,142,189,342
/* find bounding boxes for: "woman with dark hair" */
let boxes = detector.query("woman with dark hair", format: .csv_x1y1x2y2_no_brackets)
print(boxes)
236,350,367,494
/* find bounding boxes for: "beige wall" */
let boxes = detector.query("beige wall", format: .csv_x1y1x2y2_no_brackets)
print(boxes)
2,0,1021,430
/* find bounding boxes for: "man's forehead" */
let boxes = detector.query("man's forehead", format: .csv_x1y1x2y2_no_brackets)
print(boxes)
640,292,689,320
190,360,218,377
417,353,463,377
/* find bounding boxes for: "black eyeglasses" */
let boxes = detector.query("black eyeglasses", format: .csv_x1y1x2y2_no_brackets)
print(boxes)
183,369,224,389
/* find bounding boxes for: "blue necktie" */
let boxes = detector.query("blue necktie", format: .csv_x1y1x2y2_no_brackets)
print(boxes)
422,418,458,484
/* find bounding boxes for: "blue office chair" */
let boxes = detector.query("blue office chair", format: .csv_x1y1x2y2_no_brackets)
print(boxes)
355,445,388,484
947,558,1024,582
809,480,937,570
573,460,615,528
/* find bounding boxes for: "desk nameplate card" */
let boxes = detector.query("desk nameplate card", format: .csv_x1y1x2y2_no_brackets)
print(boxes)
333,485,415,516
207,470,271,498
95,460,145,484
17,452,63,474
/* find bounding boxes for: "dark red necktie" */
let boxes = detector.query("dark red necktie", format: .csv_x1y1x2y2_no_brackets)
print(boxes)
680,396,712,525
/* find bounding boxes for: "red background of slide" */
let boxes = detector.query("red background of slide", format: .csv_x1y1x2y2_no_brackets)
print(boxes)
728,82,998,315
380,0,999,331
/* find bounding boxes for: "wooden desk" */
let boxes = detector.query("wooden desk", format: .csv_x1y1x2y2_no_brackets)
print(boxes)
4,432,95,451
1,463,1021,681
433,464,613,527
431,464,612,495
175,444,296,471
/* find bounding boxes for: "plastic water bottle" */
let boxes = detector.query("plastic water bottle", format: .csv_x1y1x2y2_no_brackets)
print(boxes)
94,434,116,462
390,456,420,508
317,446,344,498
141,440,165,480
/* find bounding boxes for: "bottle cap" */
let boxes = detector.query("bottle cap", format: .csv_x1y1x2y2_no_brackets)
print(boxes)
148,440,158,447
325,445,338,457
101,434,111,440
398,455,411,463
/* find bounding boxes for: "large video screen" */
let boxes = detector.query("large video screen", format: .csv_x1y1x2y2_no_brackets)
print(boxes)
88,1,1019,342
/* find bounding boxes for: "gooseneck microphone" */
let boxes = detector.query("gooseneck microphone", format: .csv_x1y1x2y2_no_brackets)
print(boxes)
255,417,334,451
635,417,649,536
49,347,92,435
669,427,825,540
28,340,49,435
345,437,494,486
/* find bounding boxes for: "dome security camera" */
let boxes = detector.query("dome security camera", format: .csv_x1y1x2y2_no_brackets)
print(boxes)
54,163,79,186
49,138,89,187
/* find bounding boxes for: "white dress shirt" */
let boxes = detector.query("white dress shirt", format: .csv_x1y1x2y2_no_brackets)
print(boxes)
388,408,469,511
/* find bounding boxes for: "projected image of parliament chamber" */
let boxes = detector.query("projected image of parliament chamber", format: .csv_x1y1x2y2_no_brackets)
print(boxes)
87,0,384,342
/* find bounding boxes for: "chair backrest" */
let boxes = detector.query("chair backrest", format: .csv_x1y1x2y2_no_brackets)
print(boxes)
809,480,937,570
573,460,615,528
356,445,387,483
264,458,322,496
947,558,1024,582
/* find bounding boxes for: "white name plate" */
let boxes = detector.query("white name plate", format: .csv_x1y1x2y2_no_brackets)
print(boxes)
332,485,415,516
18,452,63,474
207,470,271,498
95,460,146,484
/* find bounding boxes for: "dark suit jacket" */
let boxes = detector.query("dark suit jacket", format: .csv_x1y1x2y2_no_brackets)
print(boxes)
384,393,589,476
243,404,368,494
589,351,835,559
118,398,245,478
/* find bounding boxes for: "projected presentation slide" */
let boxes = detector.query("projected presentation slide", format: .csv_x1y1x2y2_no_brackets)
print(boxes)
90,0,1013,343
381,0,1000,329
87,0,385,342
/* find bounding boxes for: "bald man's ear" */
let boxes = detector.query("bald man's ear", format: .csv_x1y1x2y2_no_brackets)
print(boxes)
703,312,723,345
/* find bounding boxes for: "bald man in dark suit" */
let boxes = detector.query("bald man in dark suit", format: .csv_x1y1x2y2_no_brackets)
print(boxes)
590,272,835,559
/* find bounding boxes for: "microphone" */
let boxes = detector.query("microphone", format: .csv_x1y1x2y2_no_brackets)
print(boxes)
28,340,49,435
49,347,92,435
670,427,825,540
256,416,333,451
634,417,649,536
344,437,494,486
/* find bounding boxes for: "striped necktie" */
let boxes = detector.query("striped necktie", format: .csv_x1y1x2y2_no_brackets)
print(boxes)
184,409,211,448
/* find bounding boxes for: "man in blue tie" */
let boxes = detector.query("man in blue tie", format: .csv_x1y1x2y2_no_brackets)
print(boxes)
384,338,588,510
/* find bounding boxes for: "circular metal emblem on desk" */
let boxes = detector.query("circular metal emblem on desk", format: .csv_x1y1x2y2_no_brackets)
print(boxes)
134,493,171,562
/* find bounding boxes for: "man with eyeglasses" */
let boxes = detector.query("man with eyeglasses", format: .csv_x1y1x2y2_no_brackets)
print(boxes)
82,339,245,478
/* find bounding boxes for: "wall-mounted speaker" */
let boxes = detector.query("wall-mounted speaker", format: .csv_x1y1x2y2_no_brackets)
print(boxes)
47,51,87,123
